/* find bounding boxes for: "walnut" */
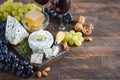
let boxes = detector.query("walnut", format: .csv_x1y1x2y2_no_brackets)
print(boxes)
89,23,94,30
77,16,85,24
84,37,93,42
74,23,83,32
63,42,69,51
82,27,92,35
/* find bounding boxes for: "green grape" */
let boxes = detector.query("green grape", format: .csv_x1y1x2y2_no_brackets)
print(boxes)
68,39,74,46
12,10,18,16
30,4,37,10
7,0,13,4
75,32,82,38
18,13,23,18
23,7,29,14
30,4,37,9
36,7,42,12
17,2,23,7
1,16,6,21
69,30,75,35
13,2,20,10
18,8,24,13
0,5,7,12
25,4,33,10
75,40,82,47
6,6,13,13
14,16,21,21
0,13,2,17
64,32,72,42
78,37,84,42
3,12,9,18
3,2,8,7
71,35,78,42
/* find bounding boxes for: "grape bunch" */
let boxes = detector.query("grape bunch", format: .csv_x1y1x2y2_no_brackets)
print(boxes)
0,23,34,79
64,30,84,46
45,7,74,24
0,0,42,21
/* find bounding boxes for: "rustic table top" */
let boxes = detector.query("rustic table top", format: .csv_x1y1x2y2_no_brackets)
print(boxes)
0,0,120,80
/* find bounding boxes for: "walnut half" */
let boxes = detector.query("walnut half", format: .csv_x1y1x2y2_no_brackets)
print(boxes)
77,16,85,24
82,27,92,35
74,23,83,32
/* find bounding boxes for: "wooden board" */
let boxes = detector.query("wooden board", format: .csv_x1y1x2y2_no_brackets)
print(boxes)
10,45,71,71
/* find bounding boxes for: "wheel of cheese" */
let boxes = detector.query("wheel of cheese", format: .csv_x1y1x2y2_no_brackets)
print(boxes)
28,29,54,52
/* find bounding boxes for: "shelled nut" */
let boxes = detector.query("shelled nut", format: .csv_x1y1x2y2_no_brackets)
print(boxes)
82,27,92,35
63,42,69,51
42,71,48,77
44,67,51,72
84,37,93,42
77,16,85,24
74,23,83,32
89,23,94,30
37,71,42,78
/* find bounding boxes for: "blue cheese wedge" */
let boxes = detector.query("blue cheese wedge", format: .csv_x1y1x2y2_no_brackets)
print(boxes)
44,48,53,59
31,53,43,64
5,16,29,45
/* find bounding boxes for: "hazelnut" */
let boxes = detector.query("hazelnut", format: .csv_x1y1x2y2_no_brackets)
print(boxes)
77,16,85,24
74,23,83,32
37,71,42,78
44,67,51,72
84,37,93,42
82,27,92,35
63,42,69,51
89,23,94,30
42,71,48,77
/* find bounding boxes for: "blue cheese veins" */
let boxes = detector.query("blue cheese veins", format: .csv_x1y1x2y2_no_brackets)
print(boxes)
31,53,43,64
5,16,29,45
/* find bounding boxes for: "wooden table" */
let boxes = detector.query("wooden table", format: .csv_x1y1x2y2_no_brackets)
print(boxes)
0,0,120,80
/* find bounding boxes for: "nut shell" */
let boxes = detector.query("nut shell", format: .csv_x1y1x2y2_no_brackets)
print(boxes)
74,23,83,32
82,27,92,35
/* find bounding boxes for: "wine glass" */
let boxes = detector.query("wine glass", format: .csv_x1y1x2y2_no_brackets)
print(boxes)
51,0,71,30
34,0,49,12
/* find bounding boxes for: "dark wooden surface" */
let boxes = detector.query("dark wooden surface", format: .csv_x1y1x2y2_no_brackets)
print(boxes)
0,0,120,80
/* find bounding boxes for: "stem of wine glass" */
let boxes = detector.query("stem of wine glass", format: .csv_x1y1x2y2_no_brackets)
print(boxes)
59,14,65,30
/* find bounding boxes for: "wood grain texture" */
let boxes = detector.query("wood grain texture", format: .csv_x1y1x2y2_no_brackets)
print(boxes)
0,0,120,80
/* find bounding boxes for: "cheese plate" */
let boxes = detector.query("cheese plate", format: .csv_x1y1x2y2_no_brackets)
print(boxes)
5,16,70,71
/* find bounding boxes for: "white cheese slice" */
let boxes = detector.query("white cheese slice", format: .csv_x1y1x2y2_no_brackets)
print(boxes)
30,53,43,64
5,16,29,45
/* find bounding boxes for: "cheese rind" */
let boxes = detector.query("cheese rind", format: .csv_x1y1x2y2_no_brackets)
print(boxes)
5,16,29,45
